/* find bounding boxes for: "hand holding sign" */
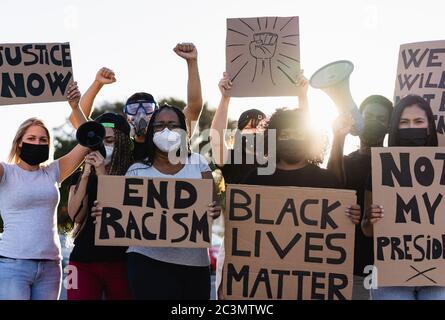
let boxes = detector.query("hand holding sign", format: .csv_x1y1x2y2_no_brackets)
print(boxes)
345,204,361,225
365,204,384,224
67,82,81,109
91,200,102,224
174,42,198,61
95,67,116,85
208,201,222,219
218,72,232,97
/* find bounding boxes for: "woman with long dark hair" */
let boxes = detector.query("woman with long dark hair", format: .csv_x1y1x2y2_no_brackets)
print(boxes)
362,94,444,300
93,104,221,300
67,113,133,300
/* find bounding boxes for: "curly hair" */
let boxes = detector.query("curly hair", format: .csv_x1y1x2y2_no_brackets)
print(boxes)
108,129,134,175
264,108,328,166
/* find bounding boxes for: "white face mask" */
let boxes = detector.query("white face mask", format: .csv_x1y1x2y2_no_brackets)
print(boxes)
153,128,182,153
104,145,114,165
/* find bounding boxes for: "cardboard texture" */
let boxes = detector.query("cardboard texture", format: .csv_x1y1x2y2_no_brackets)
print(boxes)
95,176,213,248
0,42,73,106
372,147,445,287
226,17,300,97
223,184,356,300
394,40,445,145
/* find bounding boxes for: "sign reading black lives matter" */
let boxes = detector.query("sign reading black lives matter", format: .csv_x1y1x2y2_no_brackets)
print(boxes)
0,42,73,106
394,40,445,145
95,176,213,248
372,147,445,287
223,184,356,300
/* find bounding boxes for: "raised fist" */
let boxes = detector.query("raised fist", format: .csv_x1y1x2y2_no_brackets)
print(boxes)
249,33,278,59
95,67,116,85
174,42,198,61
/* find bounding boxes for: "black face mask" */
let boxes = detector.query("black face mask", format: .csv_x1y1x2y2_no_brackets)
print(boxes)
19,142,50,165
398,128,429,146
361,120,387,147
277,139,307,164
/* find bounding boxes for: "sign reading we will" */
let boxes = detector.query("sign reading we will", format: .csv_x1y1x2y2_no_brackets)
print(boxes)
394,40,445,145
372,147,445,287
0,43,73,106
223,184,356,300
95,176,213,248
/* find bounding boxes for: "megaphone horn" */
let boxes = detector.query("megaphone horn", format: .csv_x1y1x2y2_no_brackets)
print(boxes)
309,60,364,136
76,121,106,157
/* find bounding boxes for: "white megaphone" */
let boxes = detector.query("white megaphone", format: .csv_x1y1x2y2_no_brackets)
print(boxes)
309,60,364,136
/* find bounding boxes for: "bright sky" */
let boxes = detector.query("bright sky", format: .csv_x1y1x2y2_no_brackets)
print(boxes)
0,0,444,161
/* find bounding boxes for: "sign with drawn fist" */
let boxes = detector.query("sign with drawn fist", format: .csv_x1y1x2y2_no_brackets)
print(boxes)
249,33,278,59
226,17,300,97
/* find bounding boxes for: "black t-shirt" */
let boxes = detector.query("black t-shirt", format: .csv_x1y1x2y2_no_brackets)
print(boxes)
219,149,261,185
243,163,340,188
68,171,127,263
343,150,373,276
133,140,146,162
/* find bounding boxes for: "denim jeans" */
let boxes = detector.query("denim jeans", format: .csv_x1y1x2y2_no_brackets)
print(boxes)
0,256,62,300
371,286,445,300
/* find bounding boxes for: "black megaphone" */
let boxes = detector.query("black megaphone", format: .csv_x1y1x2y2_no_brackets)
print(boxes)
76,121,106,158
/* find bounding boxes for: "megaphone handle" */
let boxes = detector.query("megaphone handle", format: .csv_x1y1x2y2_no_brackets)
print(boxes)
348,102,365,137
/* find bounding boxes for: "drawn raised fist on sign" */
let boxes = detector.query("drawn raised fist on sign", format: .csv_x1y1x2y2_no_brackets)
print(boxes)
249,32,278,59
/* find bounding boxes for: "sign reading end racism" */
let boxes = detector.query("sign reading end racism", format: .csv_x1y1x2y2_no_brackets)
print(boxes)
372,147,445,287
223,184,356,300
0,42,73,106
95,176,213,248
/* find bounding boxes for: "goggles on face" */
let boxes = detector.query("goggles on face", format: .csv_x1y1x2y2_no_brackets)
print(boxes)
123,101,157,116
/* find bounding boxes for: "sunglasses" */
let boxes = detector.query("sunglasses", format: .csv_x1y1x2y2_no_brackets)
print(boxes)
123,101,157,116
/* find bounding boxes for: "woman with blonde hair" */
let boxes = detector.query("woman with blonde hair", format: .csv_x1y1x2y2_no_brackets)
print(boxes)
0,82,90,300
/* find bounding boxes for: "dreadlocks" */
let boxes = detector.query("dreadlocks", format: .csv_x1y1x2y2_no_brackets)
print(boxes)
108,129,134,175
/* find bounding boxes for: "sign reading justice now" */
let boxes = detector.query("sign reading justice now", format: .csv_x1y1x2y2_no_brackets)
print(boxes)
0,42,73,106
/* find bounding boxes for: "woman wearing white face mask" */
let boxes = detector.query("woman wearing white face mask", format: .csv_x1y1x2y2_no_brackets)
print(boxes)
90,104,221,300
66,113,134,300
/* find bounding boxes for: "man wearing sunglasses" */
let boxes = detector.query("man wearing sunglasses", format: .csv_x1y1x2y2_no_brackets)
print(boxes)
75,42,203,161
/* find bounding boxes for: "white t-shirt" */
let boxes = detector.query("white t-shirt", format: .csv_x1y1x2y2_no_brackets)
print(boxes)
0,161,62,260
125,153,211,267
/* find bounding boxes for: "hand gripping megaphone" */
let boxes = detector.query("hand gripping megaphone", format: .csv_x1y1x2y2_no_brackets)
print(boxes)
76,121,106,158
309,60,364,136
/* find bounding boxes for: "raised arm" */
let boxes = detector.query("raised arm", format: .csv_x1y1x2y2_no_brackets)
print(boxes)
295,70,309,113
327,115,352,187
69,67,116,125
59,83,90,182
174,43,203,137
210,73,232,167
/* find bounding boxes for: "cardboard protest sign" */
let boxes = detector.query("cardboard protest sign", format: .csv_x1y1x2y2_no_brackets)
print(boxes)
394,40,445,145
223,184,356,300
95,176,213,248
372,147,445,287
0,42,73,106
226,17,300,97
